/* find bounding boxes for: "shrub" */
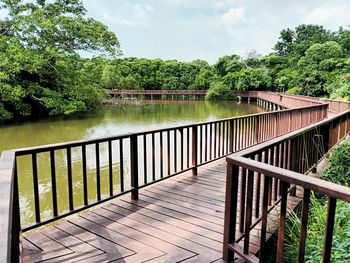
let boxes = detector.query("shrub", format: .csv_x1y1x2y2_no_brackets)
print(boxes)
205,82,234,100
286,86,302,95
321,139,350,186
283,140,350,262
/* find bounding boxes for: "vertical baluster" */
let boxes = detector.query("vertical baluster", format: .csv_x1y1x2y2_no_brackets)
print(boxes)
218,123,222,157
167,130,170,175
322,197,337,263
160,132,164,178
174,130,177,172
226,121,229,153
243,169,254,254
234,119,238,151
199,125,203,163
209,123,213,159
255,116,260,144
192,126,198,175
240,168,247,233
237,119,241,150
259,175,270,263
95,143,101,201
108,141,113,196
221,122,225,156
204,125,208,162
32,153,40,223
67,147,74,209
82,145,88,205
130,135,139,200
187,128,190,168
214,122,217,157
276,181,288,262
152,133,155,180
180,129,183,170
249,117,253,146
242,118,246,148
298,189,310,263
143,134,147,184
274,145,279,201
229,120,234,153
120,139,124,192
255,153,262,218
268,148,274,206
50,150,58,217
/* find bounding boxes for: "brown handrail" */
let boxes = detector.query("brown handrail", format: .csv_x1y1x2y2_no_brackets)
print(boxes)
223,109,350,262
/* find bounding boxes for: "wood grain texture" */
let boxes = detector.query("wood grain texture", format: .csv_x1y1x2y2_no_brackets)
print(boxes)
22,159,301,263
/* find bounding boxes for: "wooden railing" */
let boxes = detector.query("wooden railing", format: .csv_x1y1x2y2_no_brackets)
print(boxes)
223,109,350,262
0,99,327,262
107,89,259,97
108,89,208,95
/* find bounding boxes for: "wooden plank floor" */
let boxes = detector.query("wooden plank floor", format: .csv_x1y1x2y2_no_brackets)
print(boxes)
22,159,301,263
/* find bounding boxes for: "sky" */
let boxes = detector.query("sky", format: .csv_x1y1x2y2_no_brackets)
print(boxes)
2,0,350,63
82,0,350,63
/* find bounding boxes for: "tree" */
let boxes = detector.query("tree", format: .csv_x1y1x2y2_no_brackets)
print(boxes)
297,41,343,96
205,82,233,100
101,64,122,89
223,68,271,91
214,55,243,77
0,0,121,119
274,24,334,57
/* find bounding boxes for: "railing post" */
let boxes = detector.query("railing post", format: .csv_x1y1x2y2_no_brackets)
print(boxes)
192,126,198,175
130,135,139,200
11,163,21,263
223,163,239,261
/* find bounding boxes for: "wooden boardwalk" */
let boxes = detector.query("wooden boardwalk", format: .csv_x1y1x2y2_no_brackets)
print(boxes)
22,159,301,263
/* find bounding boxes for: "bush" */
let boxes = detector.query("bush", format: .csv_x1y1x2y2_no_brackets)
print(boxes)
283,196,350,262
283,140,350,262
205,82,234,100
286,86,302,95
321,139,350,186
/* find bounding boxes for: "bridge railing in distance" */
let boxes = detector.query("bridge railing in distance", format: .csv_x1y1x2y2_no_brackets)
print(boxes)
223,109,350,263
0,101,327,262
107,89,208,95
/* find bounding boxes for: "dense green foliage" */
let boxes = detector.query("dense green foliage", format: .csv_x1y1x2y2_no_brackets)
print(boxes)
283,140,350,262
1,1,350,120
0,0,121,120
283,196,350,262
205,81,233,100
321,140,350,187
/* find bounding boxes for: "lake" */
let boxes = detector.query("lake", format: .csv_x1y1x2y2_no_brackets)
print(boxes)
0,99,265,226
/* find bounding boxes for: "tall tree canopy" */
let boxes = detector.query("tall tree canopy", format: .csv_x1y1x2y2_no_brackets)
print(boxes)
0,0,120,119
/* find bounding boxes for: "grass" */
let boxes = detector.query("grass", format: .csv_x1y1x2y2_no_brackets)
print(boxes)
281,139,350,262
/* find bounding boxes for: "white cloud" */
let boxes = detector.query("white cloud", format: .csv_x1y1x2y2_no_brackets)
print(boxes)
302,3,350,27
221,7,245,24
102,3,154,27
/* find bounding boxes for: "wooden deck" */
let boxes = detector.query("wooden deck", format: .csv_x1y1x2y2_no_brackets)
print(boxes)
22,159,301,263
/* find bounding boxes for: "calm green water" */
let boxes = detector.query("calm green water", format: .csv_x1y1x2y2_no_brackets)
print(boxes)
0,99,265,226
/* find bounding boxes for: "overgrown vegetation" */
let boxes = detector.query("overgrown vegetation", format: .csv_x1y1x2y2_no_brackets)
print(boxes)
283,140,350,262
1,1,350,120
